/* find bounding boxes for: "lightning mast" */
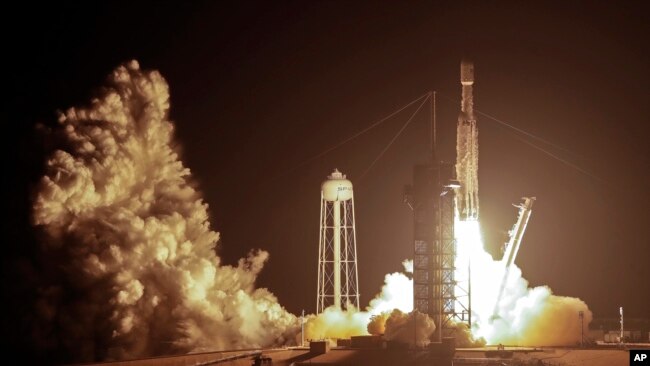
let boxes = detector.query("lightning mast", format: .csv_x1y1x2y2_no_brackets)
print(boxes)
406,91,459,342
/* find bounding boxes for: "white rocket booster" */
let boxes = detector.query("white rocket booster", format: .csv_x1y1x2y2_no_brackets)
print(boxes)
455,60,479,221
492,197,536,317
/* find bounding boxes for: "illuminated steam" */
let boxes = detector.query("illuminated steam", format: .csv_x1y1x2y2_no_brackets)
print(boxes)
30,60,592,360
383,310,436,347
305,220,592,347
367,259,414,315
304,260,425,344
304,306,370,341
32,61,297,361
455,220,592,346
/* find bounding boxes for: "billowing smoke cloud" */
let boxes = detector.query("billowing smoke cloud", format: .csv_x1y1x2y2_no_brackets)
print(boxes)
367,260,413,315
304,306,371,341
367,312,390,335
306,219,592,348
487,285,592,346
32,61,298,362
368,309,436,348
383,309,435,347
455,220,592,346
304,260,414,341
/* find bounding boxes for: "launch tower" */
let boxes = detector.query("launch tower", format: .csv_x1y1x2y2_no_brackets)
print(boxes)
407,162,457,341
407,61,480,340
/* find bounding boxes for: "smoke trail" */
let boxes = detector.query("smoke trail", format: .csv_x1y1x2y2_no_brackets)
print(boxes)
32,61,298,362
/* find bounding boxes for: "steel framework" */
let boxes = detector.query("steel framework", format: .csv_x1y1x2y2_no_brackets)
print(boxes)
316,185,360,313
408,162,466,341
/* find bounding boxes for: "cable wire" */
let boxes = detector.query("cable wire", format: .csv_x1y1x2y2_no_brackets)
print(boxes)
437,91,604,184
358,94,430,181
438,92,580,157
287,92,430,173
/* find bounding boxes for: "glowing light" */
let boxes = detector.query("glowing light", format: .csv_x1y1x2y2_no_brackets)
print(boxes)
454,218,592,346
308,216,592,347
304,260,416,342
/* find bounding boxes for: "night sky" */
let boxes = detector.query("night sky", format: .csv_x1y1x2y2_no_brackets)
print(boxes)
4,0,649,355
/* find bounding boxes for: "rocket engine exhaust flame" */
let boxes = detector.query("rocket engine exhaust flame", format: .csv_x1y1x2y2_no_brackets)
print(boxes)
452,61,591,346
309,61,593,347
455,219,593,346
32,61,298,362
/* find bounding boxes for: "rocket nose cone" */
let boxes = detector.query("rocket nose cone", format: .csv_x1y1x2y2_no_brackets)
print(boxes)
461,60,474,84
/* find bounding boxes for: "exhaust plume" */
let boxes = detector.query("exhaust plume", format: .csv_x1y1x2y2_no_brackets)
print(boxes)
383,309,435,347
304,306,371,341
304,260,414,341
368,309,437,347
32,61,298,362
455,220,592,346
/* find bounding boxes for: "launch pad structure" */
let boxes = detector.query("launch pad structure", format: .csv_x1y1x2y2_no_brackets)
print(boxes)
313,61,512,341
406,161,466,342
406,61,477,341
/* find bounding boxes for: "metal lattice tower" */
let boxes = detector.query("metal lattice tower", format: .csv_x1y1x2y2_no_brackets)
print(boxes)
406,84,473,342
317,169,360,313
408,162,458,341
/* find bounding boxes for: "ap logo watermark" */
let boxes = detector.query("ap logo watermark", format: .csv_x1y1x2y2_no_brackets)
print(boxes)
631,350,649,365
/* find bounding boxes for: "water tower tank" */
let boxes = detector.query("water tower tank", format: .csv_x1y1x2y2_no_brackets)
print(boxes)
317,169,360,313
321,169,353,201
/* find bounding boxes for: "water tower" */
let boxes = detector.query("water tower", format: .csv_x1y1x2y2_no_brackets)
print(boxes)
316,169,360,313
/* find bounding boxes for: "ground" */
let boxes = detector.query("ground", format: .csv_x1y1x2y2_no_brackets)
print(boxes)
83,345,650,366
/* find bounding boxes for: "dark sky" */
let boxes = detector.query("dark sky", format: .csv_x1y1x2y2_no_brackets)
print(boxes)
4,0,649,343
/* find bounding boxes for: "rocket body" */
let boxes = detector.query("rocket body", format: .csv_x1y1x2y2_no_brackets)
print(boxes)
501,197,535,269
456,60,479,221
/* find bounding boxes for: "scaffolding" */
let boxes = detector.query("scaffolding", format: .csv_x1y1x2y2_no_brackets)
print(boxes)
407,161,462,341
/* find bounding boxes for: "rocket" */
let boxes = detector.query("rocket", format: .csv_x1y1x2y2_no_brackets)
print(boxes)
501,197,536,270
492,197,535,317
455,60,479,221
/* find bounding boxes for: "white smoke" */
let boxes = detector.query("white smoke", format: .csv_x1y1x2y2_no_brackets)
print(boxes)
305,260,414,341
455,220,592,346
32,61,298,362
367,260,413,315
383,309,436,347
304,306,371,341
367,309,436,347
